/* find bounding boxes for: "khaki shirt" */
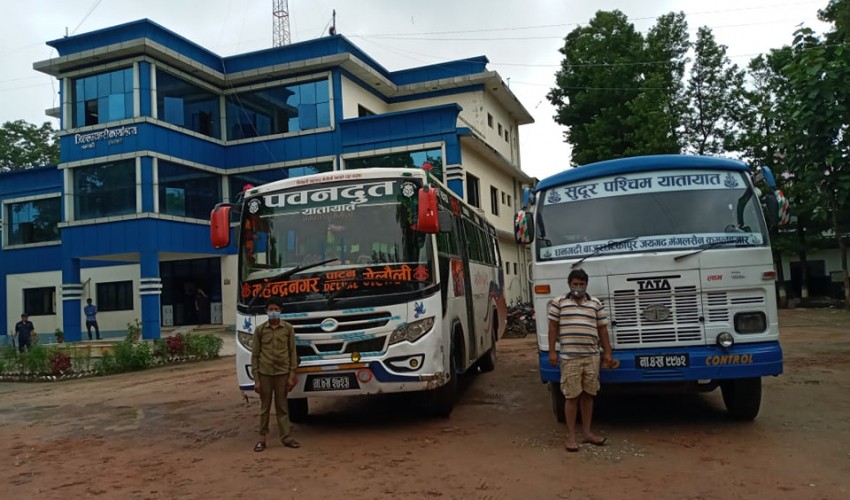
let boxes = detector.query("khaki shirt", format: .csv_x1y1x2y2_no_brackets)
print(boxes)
251,321,298,377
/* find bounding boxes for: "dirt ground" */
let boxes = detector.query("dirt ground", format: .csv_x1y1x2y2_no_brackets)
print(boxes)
1,308,849,500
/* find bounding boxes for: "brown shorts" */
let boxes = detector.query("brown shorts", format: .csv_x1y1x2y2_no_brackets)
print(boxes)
560,355,601,398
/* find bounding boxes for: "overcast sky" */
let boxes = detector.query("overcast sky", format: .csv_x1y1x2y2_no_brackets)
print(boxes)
0,0,831,179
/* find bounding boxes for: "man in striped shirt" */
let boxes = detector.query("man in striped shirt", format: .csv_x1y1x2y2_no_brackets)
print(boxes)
547,268,613,452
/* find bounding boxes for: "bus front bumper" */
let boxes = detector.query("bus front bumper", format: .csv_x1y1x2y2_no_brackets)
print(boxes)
538,341,783,384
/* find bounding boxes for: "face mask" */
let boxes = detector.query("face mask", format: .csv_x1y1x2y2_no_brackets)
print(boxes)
570,286,587,298
267,311,281,320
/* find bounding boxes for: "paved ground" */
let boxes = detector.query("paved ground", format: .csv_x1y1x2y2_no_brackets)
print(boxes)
1,308,849,499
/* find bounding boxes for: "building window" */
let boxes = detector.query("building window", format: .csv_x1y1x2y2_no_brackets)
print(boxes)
24,287,55,315
73,68,134,127
226,79,330,140
505,260,510,274
498,123,502,136
513,262,518,275
97,281,134,312
159,161,221,219
156,70,221,138
346,148,444,182
74,160,136,220
5,197,61,246
487,114,493,128
229,162,333,202
357,105,375,117
505,129,509,141
501,191,506,204
490,186,499,216
466,173,480,208
507,195,512,207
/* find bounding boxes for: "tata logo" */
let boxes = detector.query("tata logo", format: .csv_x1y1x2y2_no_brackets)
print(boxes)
320,318,339,332
636,279,671,291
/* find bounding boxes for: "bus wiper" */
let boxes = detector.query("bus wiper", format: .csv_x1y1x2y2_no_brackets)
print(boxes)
572,236,639,269
674,241,733,261
246,258,339,310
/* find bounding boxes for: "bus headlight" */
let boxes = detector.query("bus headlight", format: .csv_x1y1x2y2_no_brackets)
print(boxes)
716,332,735,348
389,317,435,345
238,332,254,351
734,312,767,334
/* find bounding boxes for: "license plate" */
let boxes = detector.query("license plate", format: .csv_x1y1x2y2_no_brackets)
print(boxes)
635,353,690,369
304,373,359,392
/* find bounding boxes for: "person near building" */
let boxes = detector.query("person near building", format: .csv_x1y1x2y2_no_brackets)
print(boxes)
194,288,210,325
251,298,301,451
14,313,36,353
547,268,613,452
84,298,101,340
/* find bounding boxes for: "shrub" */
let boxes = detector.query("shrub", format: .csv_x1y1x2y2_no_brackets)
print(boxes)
113,339,153,371
50,351,72,375
183,333,223,359
152,338,167,359
22,345,50,375
166,334,185,355
94,351,118,375
126,319,142,342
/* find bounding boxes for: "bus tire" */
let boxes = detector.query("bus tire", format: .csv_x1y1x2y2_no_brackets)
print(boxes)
478,318,497,373
431,349,457,418
288,397,309,423
721,377,761,421
550,382,565,423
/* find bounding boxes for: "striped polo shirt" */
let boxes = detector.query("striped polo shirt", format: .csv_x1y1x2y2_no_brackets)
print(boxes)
547,293,609,359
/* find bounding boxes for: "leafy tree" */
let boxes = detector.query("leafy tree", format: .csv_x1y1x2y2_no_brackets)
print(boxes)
0,120,60,171
625,12,690,156
548,10,646,165
780,26,850,307
682,27,746,155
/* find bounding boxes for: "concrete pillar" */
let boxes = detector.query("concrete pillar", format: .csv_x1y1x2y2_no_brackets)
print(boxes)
139,251,162,340
61,258,83,342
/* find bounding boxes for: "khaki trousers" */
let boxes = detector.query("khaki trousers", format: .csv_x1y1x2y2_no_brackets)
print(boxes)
257,373,291,440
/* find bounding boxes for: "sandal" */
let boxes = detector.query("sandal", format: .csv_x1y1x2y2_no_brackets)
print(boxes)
282,438,301,449
253,441,266,452
565,443,580,453
583,436,607,446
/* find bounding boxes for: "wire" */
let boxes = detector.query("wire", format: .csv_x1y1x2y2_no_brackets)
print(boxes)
71,0,104,36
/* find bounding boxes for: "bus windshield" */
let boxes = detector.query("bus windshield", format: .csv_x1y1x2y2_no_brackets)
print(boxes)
535,169,769,261
238,178,434,309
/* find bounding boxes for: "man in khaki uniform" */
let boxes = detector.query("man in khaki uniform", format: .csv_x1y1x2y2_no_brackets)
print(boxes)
252,298,300,451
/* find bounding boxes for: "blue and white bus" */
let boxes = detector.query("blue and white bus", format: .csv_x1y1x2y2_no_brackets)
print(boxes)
514,155,789,420
211,168,506,419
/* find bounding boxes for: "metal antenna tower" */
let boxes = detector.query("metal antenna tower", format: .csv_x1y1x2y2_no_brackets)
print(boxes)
272,0,291,47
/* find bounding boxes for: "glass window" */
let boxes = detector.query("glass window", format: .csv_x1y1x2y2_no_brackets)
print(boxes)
156,70,221,138
24,287,56,315
74,160,136,220
467,173,480,208
6,198,61,245
463,219,483,262
505,260,510,274
158,161,221,219
346,148,444,182
228,162,333,202
97,281,134,311
226,79,330,140
490,186,499,215
73,68,134,127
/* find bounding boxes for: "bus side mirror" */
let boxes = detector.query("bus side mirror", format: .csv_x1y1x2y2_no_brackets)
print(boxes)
210,205,232,249
417,186,440,233
514,210,533,244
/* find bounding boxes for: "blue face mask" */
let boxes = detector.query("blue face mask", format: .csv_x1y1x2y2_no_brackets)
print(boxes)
267,311,281,320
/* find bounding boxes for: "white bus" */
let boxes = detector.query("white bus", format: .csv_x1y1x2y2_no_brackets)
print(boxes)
514,155,789,420
211,168,506,419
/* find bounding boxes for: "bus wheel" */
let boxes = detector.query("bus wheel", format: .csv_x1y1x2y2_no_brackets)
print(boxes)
549,382,565,423
478,322,497,373
288,397,309,423
431,351,457,418
721,377,761,421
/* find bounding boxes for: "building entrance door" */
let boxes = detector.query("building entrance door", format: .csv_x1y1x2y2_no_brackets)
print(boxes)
160,257,221,326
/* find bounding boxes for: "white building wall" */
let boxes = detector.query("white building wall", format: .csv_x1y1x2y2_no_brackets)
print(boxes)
81,264,142,335
6,271,62,338
340,75,390,119
220,255,238,327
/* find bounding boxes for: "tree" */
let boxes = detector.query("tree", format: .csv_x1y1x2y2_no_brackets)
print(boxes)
625,12,690,156
548,10,646,165
780,26,850,307
0,120,59,171
683,27,746,155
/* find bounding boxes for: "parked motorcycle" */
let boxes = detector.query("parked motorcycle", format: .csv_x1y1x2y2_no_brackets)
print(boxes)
504,301,536,338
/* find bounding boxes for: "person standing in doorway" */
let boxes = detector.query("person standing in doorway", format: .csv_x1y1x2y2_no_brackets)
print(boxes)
84,298,101,340
547,268,613,452
14,314,36,353
194,288,210,325
251,298,301,451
